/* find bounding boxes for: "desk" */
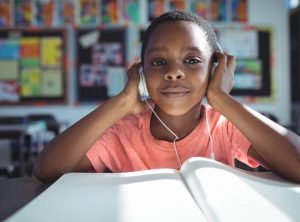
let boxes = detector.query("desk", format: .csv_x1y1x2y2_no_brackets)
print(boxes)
0,177,50,221
0,121,46,176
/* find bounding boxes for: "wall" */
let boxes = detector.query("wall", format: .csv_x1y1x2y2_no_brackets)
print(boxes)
0,0,292,125
246,0,291,124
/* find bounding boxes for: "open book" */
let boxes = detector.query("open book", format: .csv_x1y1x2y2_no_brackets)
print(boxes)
6,157,300,222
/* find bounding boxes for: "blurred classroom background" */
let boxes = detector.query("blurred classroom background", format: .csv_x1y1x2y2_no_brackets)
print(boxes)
0,0,299,178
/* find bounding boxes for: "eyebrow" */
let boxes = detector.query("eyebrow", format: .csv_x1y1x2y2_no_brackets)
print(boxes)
146,47,168,56
146,46,204,56
181,46,204,55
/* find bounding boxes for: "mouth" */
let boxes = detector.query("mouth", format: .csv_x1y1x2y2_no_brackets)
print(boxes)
160,87,191,98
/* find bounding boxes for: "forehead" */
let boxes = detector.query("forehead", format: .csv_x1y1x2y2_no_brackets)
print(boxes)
146,21,211,55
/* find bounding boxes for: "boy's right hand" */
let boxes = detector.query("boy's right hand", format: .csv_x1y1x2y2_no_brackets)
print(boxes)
119,62,148,115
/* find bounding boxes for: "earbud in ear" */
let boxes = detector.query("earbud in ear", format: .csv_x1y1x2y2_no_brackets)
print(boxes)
138,67,150,101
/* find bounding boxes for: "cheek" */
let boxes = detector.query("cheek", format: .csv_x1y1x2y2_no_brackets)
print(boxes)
191,72,210,92
145,76,159,97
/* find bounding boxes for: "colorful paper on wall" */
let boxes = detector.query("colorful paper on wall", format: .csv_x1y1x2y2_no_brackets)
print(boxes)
41,69,63,96
231,0,248,22
190,0,210,20
79,64,93,87
20,67,42,97
101,0,119,25
15,0,35,26
93,66,108,86
0,39,19,59
0,0,12,26
169,0,186,11
20,37,39,59
0,60,18,80
20,37,40,65
20,58,39,67
107,67,126,96
148,0,165,21
92,43,122,66
41,37,62,67
121,0,140,25
58,0,76,25
0,80,19,102
234,59,262,89
79,0,97,25
218,29,258,58
79,64,108,87
211,0,227,22
36,0,56,26
79,30,100,49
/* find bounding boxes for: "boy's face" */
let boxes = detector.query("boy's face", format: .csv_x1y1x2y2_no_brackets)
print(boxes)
144,21,214,116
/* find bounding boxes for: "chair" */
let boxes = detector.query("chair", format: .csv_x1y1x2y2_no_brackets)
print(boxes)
26,114,62,168
0,116,31,177
27,114,60,136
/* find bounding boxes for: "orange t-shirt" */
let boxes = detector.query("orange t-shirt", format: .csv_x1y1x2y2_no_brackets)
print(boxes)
86,105,259,172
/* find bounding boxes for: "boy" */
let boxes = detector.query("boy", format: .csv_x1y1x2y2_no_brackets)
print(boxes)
34,11,300,183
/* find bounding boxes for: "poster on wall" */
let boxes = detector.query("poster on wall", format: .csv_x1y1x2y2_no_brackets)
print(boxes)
0,81,19,102
190,0,210,20
218,28,258,58
58,0,76,25
92,43,123,66
211,0,227,22
15,0,35,26
76,27,126,102
148,0,166,21
20,67,42,97
216,27,272,97
100,0,119,25
0,28,67,104
121,0,140,25
0,60,18,80
35,0,56,26
41,37,63,67
20,37,40,67
41,69,63,97
234,59,262,90
169,0,187,11
79,0,97,25
230,0,248,22
0,0,12,27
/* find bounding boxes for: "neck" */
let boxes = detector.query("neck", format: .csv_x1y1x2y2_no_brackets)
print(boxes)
150,104,202,141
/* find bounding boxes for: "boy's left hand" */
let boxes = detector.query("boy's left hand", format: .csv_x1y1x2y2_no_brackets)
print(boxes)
206,52,236,106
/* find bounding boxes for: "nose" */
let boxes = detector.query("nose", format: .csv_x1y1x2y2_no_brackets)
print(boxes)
164,69,185,81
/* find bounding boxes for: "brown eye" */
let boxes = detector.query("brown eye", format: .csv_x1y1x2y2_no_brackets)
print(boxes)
151,59,166,66
184,58,201,64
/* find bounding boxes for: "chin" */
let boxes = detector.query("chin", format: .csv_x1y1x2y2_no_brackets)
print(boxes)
157,102,200,116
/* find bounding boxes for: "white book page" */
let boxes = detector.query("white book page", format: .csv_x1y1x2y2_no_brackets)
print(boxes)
6,169,208,222
181,157,300,222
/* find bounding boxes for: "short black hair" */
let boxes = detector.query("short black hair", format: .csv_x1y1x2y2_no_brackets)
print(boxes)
141,10,219,65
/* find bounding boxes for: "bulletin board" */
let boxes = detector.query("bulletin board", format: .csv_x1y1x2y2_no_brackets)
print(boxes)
231,30,271,96
76,27,127,103
217,27,272,97
0,28,67,104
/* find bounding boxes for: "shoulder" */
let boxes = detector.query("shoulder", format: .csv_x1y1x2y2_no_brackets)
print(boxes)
202,104,227,125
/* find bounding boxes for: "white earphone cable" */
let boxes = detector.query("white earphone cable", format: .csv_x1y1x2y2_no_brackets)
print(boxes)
204,99,215,160
144,99,182,168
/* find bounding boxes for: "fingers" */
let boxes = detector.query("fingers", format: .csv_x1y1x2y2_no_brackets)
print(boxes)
215,51,235,68
127,61,142,81
225,52,236,73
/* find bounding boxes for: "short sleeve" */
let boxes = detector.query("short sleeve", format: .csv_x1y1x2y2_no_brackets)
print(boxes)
224,120,259,168
86,121,132,173
86,139,107,172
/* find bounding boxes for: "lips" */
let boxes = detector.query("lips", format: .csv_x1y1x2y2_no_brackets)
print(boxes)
160,86,191,98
